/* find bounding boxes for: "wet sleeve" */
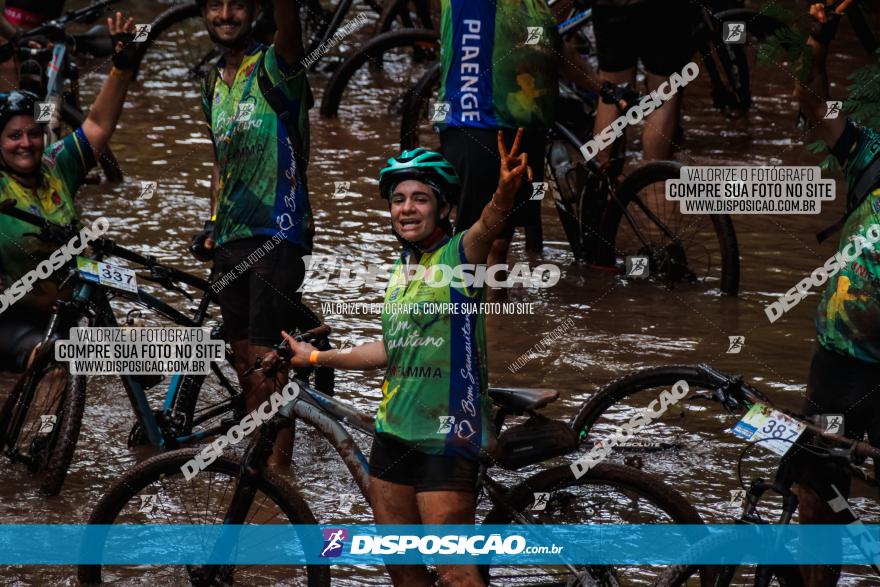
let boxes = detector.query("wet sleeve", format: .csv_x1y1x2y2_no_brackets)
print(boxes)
45,127,97,197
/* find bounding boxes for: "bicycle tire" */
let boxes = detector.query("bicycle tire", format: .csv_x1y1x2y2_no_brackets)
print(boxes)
77,448,329,586
0,344,86,495
319,27,439,118
60,102,123,183
569,365,727,443
598,161,740,296
399,61,440,151
480,462,715,586
376,0,438,34
138,2,219,83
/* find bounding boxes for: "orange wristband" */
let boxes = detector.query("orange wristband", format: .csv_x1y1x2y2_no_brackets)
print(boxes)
309,350,320,365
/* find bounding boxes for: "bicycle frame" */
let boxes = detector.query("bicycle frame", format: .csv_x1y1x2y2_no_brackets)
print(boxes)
551,120,683,264
41,242,237,449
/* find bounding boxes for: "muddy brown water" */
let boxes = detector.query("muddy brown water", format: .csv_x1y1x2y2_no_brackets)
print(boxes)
1,0,879,584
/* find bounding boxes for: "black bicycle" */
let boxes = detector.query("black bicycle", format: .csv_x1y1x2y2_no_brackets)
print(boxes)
634,367,880,586
78,324,714,586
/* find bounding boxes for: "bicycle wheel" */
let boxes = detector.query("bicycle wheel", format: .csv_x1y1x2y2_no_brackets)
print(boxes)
693,9,785,119
569,365,757,461
60,102,123,183
546,127,605,262
399,61,440,151
0,344,86,495
138,3,219,86
598,161,740,296
319,28,439,118
655,532,804,587
124,361,246,448
480,462,714,585
77,448,329,586
376,0,441,34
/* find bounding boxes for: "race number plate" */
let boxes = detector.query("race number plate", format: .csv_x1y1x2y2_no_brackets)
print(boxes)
77,257,138,293
731,402,807,456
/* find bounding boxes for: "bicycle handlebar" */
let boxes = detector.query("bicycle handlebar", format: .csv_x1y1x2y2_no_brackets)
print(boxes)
244,324,333,377
0,0,120,61
0,198,211,293
696,362,880,462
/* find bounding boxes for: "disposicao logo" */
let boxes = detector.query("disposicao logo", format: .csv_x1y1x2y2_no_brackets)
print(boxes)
320,528,348,558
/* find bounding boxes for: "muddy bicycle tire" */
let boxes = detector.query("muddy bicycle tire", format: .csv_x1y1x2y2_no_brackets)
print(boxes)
319,27,439,118
77,447,329,586
399,61,440,150
0,344,86,495
480,462,716,585
598,161,740,296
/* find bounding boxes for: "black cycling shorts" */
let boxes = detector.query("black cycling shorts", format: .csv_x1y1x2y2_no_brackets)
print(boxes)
593,1,695,76
213,236,318,348
368,433,478,493
440,127,546,236
0,310,47,373
788,344,880,497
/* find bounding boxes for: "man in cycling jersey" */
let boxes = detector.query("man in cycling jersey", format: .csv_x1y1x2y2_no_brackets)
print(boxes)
590,0,693,163
436,0,597,267
0,13,138,372
436,0,558,268
791,4,880,586
190,0,318,469
279,133,532,586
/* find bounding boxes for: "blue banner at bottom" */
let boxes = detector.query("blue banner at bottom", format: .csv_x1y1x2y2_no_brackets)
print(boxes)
1,524,879,565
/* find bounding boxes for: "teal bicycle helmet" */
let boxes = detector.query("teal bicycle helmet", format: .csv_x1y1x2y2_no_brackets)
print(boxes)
379,148,461,206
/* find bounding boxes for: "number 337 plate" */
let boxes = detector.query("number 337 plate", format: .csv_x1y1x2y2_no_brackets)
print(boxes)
730,402,807,456
77,257,138,294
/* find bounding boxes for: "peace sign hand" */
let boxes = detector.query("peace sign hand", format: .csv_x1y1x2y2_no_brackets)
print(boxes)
495,128,533,210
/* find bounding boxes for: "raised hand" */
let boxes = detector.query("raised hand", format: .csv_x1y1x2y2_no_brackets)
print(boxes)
108,12,139,71
494,128,533,210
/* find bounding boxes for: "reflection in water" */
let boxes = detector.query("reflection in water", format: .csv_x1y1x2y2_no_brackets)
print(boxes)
0,1,878,585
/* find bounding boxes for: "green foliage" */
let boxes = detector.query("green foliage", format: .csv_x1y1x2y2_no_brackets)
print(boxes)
807,140,839,170
844,50,880,130
756,23,811,82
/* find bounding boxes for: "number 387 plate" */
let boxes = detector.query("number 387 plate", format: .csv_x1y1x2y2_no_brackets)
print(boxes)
76,257,138,294
730,402,807,456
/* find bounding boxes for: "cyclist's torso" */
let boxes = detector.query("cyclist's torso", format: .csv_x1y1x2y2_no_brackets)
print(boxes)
378,232,492,459
203,42,313,249
0,129,93,312
4,0,64,29
816,123,880,363
437,0,559,130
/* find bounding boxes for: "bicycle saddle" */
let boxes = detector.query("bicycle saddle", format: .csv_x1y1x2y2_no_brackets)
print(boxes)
488,387,559,412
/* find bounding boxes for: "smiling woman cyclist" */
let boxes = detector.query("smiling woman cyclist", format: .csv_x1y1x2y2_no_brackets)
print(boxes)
0,12,139,373
281,130,532,586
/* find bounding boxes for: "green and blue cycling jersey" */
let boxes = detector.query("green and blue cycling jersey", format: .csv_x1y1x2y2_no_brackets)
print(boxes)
0,128,95,312
202,42,314,249
437,0,560,130
815,121,880,363
378,232,493,460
